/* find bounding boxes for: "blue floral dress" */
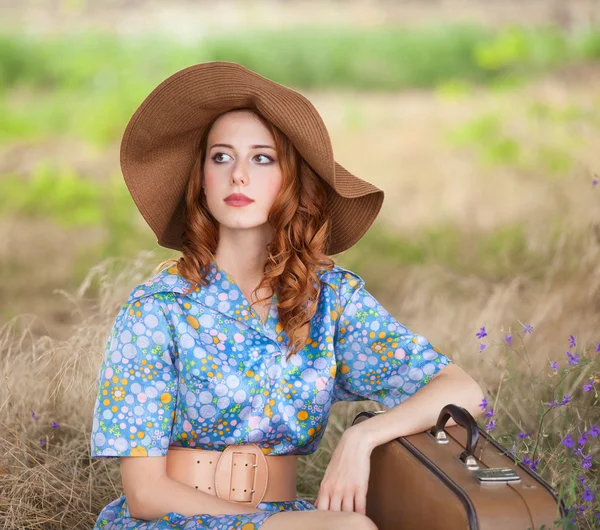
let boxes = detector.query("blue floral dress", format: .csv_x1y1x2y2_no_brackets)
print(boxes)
90,260,453,528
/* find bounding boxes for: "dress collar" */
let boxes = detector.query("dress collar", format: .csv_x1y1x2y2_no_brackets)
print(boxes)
130,259,342,342
131,259,281,340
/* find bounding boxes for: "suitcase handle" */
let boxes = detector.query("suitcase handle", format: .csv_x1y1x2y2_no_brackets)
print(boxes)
430,404,480,468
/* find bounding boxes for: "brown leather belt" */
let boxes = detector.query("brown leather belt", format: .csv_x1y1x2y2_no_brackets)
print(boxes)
165,443,298,507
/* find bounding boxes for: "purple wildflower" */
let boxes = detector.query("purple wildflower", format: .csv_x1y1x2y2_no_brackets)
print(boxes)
505,334,512,346
583,379,594,392
479,343,487,353
567,351,580,366
577,475,586,484
594,178,598,187
32,411,38,421
568,334,576,348
560,394,571,406
547,400,558,408
578,432,588,447
484,408,495,418
583,487,594,503
39,439,45,446
561,433,574,448
588,424,600,437
522,323,533,334
509,443,517,456
597,342,600,353
518,431,529,440
479,397,488,410
476,327,487,339
52,421,59,429
486,419,497,431
522,458,539,473
581,454,593,470
549,360,559,372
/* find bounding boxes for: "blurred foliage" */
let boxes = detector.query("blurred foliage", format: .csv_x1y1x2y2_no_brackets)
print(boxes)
1,24,600,146
0,164,127,227
335,218,575,283
444,94,599,176
0,166,157,282
1,25,600,91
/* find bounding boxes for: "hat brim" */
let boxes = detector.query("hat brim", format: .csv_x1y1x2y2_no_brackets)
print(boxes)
120,61,384,256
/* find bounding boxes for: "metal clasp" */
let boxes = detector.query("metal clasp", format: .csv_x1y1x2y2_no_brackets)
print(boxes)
250,462,258,494
460,453,479,470
427,427,449,444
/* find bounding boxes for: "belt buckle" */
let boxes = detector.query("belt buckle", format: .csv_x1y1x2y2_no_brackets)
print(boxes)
214,443,268,507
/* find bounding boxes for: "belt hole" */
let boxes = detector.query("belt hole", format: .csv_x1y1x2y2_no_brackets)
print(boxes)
196,460,200,464
245,463,248,466
209,461,212,464
208,487,211,490
195,486,198,489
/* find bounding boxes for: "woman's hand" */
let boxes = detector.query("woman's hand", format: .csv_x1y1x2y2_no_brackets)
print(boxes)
314,424,374,514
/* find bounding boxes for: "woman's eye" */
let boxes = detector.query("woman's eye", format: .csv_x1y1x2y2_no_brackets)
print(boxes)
255,154,274,164
211,153,274,164
212,152,231,163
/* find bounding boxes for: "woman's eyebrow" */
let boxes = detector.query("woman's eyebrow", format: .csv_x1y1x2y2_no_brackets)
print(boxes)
209,143,275,150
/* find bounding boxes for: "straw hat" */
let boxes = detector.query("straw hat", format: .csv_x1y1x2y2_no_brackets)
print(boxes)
120,61,384,256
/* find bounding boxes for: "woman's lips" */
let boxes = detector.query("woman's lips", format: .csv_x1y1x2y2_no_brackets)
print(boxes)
224,197,254,206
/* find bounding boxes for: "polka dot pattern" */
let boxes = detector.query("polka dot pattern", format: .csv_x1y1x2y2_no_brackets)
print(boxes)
90,260,452,528
332,278,453,408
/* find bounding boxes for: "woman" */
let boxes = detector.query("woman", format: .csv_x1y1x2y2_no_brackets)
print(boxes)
90,62,484,530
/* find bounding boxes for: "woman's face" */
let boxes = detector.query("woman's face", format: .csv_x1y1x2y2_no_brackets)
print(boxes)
203,110,283,231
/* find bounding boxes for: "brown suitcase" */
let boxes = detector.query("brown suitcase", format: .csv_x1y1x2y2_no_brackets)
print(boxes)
353,404,567,530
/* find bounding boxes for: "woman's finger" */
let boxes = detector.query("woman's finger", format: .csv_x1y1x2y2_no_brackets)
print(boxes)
354,488,367,515
315,492,328,510
328,492,342,511
341,492,355,512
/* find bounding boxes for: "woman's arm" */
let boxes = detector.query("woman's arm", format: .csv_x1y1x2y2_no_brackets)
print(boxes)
346,362,485,451
120,456,267,520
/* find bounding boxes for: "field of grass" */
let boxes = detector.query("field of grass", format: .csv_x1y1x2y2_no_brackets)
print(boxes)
1,15,599,529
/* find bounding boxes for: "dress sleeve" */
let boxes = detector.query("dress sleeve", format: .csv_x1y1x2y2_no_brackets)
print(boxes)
332,275,453,408
90,294,178,457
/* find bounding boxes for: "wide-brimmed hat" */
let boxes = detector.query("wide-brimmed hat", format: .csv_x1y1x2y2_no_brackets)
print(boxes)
120,61,384,256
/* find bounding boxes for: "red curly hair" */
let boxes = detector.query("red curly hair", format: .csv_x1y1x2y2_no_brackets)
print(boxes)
156,107,336,360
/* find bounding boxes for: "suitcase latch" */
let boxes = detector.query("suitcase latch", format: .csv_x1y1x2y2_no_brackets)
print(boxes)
472,467,521,484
